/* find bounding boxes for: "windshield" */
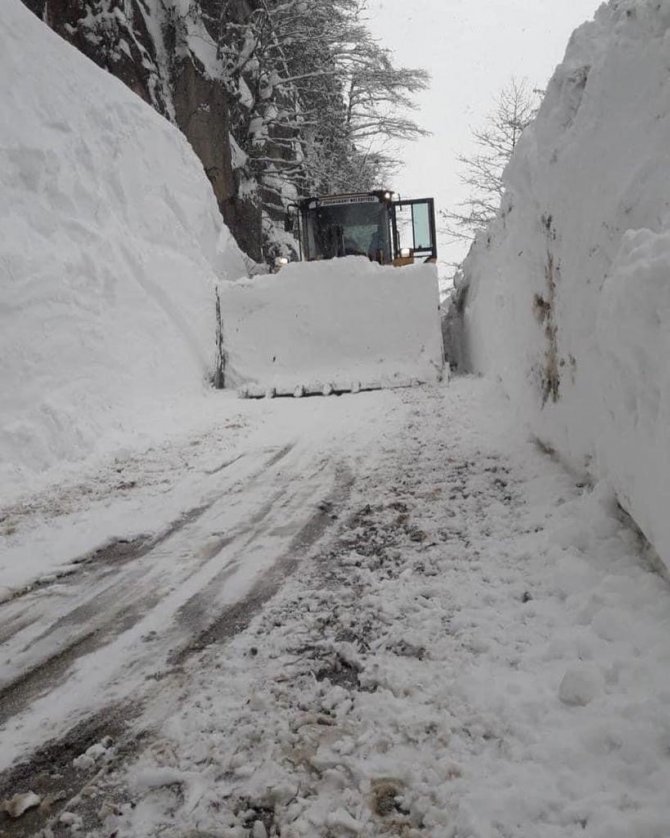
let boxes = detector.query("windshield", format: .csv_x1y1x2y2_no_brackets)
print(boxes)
304,201,391,262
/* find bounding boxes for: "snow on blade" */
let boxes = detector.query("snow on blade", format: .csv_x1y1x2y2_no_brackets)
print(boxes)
0,0,246,504
220,258,445,397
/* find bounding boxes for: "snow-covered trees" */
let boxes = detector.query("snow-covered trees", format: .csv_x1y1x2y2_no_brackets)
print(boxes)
214,0,429,199
26,0,428,259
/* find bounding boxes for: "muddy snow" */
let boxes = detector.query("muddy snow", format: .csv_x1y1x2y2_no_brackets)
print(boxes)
1,379,669,838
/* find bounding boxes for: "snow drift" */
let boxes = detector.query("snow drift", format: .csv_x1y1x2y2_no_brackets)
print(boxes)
458,0,670,565
220,259,444,396
0,0,246,501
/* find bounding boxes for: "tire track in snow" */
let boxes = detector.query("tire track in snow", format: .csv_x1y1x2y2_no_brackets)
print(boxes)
0,444,294,704
0,446,351,835
172,463,353,665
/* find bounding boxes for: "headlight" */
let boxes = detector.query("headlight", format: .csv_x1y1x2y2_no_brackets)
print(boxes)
400,247,411,258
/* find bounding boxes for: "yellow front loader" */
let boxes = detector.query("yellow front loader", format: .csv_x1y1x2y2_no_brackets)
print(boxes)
220,191,444,398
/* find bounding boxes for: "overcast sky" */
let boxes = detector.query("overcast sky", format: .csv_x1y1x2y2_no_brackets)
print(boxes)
365,0,604,274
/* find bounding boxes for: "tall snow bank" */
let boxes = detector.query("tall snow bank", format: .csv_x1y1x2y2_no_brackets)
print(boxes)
0,0,246,501
459,0,670,565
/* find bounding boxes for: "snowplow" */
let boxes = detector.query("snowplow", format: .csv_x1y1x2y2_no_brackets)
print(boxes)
219,190,444,398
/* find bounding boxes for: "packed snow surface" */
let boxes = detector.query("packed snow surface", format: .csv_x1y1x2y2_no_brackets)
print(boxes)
459,0,670,567
4,379,666,837
220,259,444,396
0,0,246,504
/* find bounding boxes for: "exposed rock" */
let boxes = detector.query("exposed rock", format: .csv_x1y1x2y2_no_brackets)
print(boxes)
21,0,264,260
172,57,262,261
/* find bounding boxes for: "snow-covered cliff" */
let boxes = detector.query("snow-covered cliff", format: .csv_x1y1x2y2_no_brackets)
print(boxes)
458,0,670,565
0,0,246,501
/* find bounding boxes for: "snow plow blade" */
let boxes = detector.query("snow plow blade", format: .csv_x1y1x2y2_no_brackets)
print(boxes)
219,257,444,398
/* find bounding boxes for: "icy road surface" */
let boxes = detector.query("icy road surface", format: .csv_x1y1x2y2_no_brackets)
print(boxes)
1,379,670,837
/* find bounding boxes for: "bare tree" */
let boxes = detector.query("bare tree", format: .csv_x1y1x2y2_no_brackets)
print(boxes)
441,78,541,242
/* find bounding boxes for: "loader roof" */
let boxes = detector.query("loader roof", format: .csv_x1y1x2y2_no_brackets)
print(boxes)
298,190,393,210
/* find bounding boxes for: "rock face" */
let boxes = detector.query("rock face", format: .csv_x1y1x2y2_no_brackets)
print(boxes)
23,0,264,261
171,57,257,258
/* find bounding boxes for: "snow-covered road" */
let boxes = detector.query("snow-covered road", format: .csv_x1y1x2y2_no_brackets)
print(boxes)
0,388,416,829
2,379,670,837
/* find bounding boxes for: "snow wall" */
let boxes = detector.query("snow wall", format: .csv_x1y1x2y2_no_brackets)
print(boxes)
459,0,670,566
0,0,247,500
221,259,444,396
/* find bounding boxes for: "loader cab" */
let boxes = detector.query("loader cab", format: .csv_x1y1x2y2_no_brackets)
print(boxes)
287,190,437,267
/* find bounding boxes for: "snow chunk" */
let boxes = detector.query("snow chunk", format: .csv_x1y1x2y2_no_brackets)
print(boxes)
1,791,41,818
59,811,83,830
326,807,362,833
73,737,113,769
558,664,604,707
